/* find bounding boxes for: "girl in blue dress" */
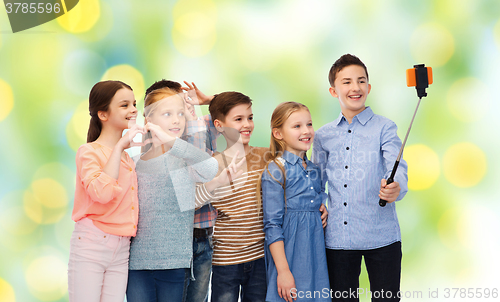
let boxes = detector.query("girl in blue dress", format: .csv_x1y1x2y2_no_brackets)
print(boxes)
260,102,330,302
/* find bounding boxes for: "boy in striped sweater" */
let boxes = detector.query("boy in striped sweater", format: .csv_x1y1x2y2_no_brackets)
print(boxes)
195,91,269,302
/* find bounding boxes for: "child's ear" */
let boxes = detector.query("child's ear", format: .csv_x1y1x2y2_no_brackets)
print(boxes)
97,111,108,122
368,83,372,94
272,128,283,140
214,119,224,133
329,86,339,98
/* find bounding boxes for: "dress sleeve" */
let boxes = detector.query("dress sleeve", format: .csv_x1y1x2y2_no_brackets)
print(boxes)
261,162,286,246
78,146,123,204
380,121,408,201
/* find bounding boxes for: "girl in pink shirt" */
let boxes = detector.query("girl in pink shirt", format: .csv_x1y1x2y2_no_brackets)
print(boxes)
68,80,146,302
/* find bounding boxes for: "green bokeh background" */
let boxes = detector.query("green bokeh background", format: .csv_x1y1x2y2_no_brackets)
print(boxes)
1,0,499,301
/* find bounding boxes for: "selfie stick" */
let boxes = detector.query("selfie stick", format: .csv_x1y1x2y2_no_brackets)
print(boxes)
379,64,433,207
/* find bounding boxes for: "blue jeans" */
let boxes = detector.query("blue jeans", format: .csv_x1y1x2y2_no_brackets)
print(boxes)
211,257,267,302
185,235,213,302
126,268,189,302
326,241,402,302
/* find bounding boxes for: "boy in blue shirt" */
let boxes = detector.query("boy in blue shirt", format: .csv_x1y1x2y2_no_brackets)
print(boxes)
313,54,408,302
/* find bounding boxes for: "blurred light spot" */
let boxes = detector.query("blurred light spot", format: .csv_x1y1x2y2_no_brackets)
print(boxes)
0,191,38,235
33,162,75,191
447,78,489,123
25,256,67,301
438,207,467,251
32,179,68,209
494,18,500,51
172,0,217,57
410,22,455,67
0,79,14,122
0,278,15,302
404,144,440,190
101,65,145,103
66,101,90,152
443,142,487,188
24,191,44,224
435,0,477,24
57,0,100,33
24,179,68,225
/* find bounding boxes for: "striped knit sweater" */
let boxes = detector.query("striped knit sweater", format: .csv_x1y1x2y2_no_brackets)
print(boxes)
195,146,269,266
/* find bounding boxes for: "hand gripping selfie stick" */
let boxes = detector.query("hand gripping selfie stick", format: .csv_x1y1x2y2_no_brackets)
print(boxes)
379,64,433,207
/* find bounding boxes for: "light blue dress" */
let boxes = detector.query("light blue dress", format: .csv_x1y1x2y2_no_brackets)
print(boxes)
262,151,330,302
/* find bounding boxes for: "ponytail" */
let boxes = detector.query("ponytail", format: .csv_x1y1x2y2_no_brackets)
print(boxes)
87,114,102,143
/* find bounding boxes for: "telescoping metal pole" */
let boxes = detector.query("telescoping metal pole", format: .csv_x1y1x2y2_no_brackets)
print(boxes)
379,64,432,207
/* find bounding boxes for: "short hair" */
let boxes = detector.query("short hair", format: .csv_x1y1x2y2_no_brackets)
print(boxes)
328,54,369,87
208,91,252,122
145,79,182,99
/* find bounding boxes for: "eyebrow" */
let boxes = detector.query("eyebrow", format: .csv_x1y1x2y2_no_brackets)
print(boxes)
341,76,366,81
119,99,136,103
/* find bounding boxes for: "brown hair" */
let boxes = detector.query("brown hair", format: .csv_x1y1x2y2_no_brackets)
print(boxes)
328,54,369,87
144,79,182,99
257,102,310,210
87,80,133,143
208,91,252,123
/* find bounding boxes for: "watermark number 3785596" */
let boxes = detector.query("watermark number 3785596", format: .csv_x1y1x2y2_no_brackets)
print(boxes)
3,0,79,33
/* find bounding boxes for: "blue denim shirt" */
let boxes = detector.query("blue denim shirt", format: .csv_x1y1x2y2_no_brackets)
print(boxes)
312,107,408,250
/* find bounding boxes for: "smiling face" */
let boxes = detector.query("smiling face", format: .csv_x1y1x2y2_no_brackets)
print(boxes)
329,64,371,120
215,103,254,146
100,88,137,130
273,108,314,157
147,95,186,138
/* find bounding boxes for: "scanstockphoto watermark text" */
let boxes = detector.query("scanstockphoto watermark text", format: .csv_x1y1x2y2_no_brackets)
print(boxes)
290,287,499,299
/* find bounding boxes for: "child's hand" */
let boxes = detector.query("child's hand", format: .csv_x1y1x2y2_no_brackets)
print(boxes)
184,100,197,121
319,204,328,228
144,122,176,149
182,81,213,105
379,179,401,203
277,270,297,302
215,151,246,187
118,124,147,150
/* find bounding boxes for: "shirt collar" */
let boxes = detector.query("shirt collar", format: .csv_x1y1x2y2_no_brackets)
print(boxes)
334,106,374,126
281,150,308,165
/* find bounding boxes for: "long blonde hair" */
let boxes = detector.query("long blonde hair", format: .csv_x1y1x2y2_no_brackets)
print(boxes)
257,102,310,211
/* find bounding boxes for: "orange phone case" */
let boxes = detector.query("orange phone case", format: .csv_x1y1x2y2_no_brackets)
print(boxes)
406,67,433,87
